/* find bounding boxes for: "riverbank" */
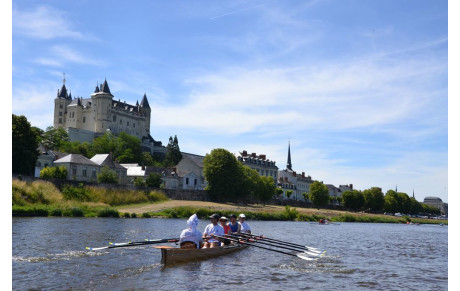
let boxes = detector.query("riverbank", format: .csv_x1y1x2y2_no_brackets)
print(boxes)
12,179,447,224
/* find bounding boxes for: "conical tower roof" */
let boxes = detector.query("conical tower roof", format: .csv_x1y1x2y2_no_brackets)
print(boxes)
140,93,150,108
287,141,292,171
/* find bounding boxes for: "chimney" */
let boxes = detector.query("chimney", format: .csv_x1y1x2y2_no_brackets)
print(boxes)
293,171,296,176
252,153,256,158
142,165,145,170
350,184,353,190
242,150,247,156
260,154,266,160
302,172,305,178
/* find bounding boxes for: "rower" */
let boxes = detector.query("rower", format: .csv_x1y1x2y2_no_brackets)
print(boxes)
179,214,203,249
238,214,251,234
228,214,241,234
202,214,225,248
219,216,231,235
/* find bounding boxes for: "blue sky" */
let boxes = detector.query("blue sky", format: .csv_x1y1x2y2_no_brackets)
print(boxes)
11,0,449,202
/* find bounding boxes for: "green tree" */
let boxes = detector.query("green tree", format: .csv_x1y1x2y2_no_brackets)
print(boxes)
39,166,68,179
163,135,182,167
42,126,70,150
146,173,162,188
140,152,162,167
134,177,146,187
92,132,117,155
302,192,309,201
410,197,423,215
258,176,276,205
115,132,142,163
203,148,245,201
276,188,284,197
342,190,364,212
362,187,385,212
308,181,330,208
97,166,118,184
61,141,94,158
12,114,40,175
286,190,293,199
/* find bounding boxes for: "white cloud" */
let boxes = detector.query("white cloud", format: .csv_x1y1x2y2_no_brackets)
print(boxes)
33,46,103,67
12,5,91,40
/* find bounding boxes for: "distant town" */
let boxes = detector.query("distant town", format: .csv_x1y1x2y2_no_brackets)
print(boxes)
14,77,447,217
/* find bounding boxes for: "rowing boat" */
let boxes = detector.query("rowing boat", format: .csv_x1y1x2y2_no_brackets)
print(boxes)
160,243,249,265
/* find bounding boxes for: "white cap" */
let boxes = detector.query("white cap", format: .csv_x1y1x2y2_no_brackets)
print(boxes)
239,214,246,218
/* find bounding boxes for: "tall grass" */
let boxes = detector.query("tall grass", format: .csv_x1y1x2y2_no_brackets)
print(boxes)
12,179,63,205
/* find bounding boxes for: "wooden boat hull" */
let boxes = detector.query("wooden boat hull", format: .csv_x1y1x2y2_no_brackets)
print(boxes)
161,243,248,265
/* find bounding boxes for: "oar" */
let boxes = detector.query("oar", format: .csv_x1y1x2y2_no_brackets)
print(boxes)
238,233,321,253
86,238,179,251
211,235,314,261
109,238,174,247
227,234,321,256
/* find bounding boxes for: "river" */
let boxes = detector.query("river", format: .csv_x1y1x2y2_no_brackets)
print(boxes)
12,217,447,290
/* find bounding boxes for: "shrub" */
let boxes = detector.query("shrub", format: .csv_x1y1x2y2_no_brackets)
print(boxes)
146,190,169,202
12,206,49,217
283,205,299,220
131,213,137,218
134,177,146,188
146,173,162,188
123,212,130,218
62,184,91,202
50,208,63,216
97,208,120,218
142,212,151,218
97,167,118,184
69,207,84,217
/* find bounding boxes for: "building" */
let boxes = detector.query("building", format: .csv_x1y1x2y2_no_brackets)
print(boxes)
422,196,448,215
121,164,180,189
277,142,313,200
34,144,68,177
236,150,278,182
175,153,207,190
53,76,165,156
53,153,127,184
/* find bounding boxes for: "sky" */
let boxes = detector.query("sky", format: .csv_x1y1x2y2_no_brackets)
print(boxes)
11,0,449,203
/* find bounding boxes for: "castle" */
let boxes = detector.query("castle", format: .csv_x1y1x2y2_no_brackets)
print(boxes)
53,76,165,155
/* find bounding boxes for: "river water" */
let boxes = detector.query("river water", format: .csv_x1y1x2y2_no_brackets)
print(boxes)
12,217,447,290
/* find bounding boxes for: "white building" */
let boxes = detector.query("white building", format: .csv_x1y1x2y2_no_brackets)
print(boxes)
236,150,278,182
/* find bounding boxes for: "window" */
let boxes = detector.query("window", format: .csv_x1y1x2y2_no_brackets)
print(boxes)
133,123,135,128
186,178,189,185
120,119,122,124
83,117,86,123
127,121,129,126
59,112,62,116
83,168,87,177
72,167,77,175
59,104,63,109
59,118,62,123
194,179,197,186
92,169,97,178
113,115,116,121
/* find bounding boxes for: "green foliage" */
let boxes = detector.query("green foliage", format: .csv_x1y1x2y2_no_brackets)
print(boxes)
62,184,91,201
96,208,120,218
146,173,162,188
203,148,246,201
12,205,49,217
286,190,293,199
308,181,330,207
115,132,142,163
123,212,130,218
60,141,94,158
141,152,162,167
40,166,68,179
302,192,309,201
97,166,118,184
163,135,182,167
145,190,169,202
42,126,69,151
66,207,84,217
342,190,364,212
362,187,385,212
50,208,63,216
282,205,299,220
134,177,146,187
131,213,137,218
12,114,40,175
142,212,152,218
384,190,413,214
276,188,284,197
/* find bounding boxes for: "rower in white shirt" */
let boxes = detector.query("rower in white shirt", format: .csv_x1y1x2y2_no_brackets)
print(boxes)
202,214,225,248
179,214,203,249
238,213,251,234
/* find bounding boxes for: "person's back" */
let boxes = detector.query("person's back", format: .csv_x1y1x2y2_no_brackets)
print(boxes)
179,214,203,248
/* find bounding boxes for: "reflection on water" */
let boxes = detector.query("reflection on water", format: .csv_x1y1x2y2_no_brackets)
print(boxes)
13,218,447,290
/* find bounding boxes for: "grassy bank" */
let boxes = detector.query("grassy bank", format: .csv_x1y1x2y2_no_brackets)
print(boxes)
143,205,447,225
12,179,168,217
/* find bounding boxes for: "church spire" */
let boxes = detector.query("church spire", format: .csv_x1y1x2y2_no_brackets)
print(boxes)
287,141,292,171
140,93,150,108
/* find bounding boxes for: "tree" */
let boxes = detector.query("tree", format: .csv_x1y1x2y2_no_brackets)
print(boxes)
286,190,293,199
410,197,423,215
384,190,412,214
61,141,94,158
146,173,162,188
12,114,40,175
40,166,68,179
302,192,309,201
276,188,284,197
115,132,142,163
203,148,245,201
134,177,146,187
308,181,330,208
140,152,162,167
362,187,385,212
342,190,364,212
163,135,182,167
42,126,69,150
92,132,117,155
97,166,118,184
257,176,276,205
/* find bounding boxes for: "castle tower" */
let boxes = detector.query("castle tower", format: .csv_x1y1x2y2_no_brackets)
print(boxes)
140,93,151,135
53,75,72,128
91,79,113,133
